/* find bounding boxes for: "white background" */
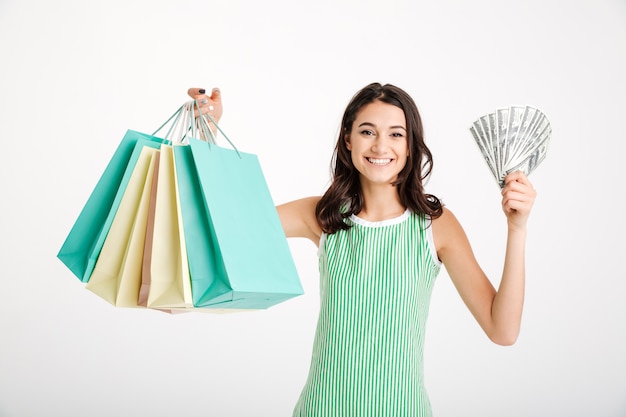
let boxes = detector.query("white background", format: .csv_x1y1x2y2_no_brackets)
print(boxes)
1,0,625,416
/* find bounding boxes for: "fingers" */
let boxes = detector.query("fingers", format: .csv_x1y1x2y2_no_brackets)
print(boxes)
502,193,530,214
209,87,221,103
187,88,209,117
187,88,206,99
502,172,533,199
502,170,534,188
502,183,535,208
186,87,222,121
501,171,536,219
188,87,220,101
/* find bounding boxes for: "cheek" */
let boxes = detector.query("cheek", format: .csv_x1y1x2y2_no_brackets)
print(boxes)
399,147,410,168
399,155,408,169
397,142,409,158
350,151,360,167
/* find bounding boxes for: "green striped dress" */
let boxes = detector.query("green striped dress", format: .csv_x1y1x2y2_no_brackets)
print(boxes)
293,210,441,417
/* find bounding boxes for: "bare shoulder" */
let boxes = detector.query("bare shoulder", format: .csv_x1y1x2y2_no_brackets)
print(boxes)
431,207,469,255
431,207,461,232
276,196,323,244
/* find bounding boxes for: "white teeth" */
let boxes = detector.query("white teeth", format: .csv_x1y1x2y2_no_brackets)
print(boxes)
367,158,392,165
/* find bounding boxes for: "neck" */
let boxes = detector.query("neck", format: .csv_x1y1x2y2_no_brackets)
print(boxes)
357,183,406,222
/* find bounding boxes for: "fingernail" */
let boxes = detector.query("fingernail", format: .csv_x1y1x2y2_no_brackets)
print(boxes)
199,89,206,94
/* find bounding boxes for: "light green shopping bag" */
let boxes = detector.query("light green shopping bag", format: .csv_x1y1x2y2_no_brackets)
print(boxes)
177,137,303,309
57,132,168,282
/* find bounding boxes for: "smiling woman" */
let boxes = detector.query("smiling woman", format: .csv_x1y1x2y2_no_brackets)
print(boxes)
313,84,444,235
346,101,409,195
189,82,536,417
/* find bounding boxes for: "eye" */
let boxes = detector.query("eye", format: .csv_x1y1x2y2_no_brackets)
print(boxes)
360,129,374,136
391,132,405,138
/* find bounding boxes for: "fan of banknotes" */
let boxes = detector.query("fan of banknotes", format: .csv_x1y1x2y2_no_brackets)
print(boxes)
469,105,551,188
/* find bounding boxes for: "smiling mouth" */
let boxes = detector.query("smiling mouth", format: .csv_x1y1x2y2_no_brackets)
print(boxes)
366,157,392,166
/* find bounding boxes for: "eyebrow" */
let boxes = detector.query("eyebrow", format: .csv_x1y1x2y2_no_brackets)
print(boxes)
358,122,407,131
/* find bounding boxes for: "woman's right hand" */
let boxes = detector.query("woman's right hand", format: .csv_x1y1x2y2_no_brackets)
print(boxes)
187,87,223,124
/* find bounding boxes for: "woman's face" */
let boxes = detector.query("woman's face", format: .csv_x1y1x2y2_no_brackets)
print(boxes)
346,100,408,187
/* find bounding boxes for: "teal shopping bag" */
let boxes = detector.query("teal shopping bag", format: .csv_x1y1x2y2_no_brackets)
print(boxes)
178,138,303,309
57,131,167,282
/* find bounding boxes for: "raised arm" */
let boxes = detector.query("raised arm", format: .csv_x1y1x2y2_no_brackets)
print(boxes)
277,197,323,246
433,171,536,346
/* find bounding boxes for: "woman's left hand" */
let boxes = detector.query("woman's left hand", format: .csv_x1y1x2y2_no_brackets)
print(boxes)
501,171,537,231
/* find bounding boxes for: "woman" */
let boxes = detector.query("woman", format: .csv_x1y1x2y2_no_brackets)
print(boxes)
189,83,536,416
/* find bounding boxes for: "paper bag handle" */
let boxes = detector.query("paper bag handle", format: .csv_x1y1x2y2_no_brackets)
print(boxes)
152,101,241,157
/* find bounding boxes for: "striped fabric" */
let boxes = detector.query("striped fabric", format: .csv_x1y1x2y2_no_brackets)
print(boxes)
293,210,441,417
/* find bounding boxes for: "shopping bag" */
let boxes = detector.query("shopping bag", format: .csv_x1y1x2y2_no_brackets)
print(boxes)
144,144,193,309
182,136,303,309
138,150,160,307
173,145,228,305
57,131,168,282
85,146,159,306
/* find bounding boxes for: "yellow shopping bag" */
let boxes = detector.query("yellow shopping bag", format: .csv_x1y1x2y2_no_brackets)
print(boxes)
85,146,159,306
145,144,193,309
138,150,160,308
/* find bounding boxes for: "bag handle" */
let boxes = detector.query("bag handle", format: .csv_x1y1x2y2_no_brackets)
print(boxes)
151,102,202,143
152,104,183,144
151,101,241,158
188,100,216,144
190,100,241,158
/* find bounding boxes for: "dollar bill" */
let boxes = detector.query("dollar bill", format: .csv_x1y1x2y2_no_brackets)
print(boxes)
469,106,551,188
470,121,498,181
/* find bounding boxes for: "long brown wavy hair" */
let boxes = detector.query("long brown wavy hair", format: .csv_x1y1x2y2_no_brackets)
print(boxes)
315,82,443,234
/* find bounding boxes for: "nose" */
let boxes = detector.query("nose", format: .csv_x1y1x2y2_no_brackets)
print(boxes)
371,136,389,154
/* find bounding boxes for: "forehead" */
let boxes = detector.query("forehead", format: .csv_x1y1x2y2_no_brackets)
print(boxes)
355,101,406,126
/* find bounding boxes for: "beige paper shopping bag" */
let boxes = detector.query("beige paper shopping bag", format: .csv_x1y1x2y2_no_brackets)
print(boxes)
138,151,160,307
145,144,193,309
85,146,159,306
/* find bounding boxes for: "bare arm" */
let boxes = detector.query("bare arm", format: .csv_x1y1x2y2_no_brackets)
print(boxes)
276,196,323,246
433,171,536,346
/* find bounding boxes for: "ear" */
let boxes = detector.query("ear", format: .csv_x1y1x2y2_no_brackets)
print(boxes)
345,133,352,151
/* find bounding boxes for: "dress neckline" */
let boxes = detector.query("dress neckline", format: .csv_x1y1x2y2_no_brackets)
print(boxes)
349,209,410,228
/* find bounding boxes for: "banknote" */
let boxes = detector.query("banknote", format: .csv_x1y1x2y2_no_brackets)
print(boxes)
469,106,551,188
